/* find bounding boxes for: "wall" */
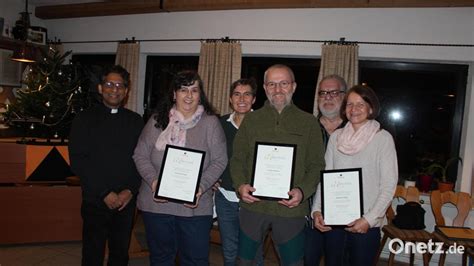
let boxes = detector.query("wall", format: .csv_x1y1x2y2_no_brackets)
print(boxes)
39,7,474,193
0,0,45,35
1,4,473,262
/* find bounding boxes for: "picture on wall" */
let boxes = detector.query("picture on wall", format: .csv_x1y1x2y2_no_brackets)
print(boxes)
27,28,46,45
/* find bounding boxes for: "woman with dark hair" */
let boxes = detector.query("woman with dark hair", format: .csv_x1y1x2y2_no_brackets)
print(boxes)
133,70,227,265
311,85,398,266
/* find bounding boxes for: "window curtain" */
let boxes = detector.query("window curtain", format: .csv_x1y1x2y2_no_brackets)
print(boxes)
313,43,359,116
49,43,64,56
115,42,140,112
198,41,242,116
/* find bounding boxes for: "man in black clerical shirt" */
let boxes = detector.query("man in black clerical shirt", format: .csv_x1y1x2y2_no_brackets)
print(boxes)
69,65,144,266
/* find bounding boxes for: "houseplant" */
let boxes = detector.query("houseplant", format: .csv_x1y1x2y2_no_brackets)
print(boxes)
425,157,462,192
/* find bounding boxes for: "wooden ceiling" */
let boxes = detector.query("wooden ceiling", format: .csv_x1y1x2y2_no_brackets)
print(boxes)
35,0,474,19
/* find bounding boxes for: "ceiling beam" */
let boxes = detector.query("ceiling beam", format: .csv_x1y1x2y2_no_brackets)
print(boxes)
35,2,165,19
35,0,474,19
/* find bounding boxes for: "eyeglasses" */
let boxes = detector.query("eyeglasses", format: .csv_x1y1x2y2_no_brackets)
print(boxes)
265,81,292,90
102,81,126,90
318,90,344,98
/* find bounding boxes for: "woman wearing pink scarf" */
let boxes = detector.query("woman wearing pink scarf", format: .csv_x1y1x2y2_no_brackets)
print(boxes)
133,71,227,265
311,85,398,266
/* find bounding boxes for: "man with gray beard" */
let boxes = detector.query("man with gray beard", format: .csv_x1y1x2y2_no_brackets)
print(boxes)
304,74,347,266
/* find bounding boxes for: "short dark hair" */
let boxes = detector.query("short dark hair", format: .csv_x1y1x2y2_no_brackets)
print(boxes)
101,65,130,88
154,70,215,129
341,85,381,120
230,78,257,96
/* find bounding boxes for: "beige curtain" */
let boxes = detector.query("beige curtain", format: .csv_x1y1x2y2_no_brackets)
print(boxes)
49,43,64,56
313,43,359,115
115,42,140,112
198,41,242,115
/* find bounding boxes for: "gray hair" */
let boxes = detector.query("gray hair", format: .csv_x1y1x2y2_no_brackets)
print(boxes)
318,74,347,92
264,64,295,83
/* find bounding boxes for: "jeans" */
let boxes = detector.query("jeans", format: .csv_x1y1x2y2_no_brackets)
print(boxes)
215,190,240,266
324,227,380,266
141,212,213,266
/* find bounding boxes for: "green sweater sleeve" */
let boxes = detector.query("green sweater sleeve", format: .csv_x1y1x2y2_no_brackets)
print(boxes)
297,118,325,202
230,117,251,191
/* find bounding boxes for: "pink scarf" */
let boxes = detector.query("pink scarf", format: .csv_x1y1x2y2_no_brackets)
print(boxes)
155,105,204,151
336,120,380,155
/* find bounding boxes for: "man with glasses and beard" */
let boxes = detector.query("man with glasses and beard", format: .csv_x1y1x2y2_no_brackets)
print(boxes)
304,74,347,266
231,64,325,265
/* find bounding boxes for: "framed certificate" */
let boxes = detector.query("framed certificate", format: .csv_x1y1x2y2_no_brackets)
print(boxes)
154,145,206,204
321,168,363,226
250,142,296,200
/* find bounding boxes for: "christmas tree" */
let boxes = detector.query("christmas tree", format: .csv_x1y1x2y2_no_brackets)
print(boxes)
3,46,90,140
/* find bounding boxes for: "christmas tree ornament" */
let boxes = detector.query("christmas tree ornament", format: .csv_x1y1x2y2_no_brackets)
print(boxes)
3,49,90,140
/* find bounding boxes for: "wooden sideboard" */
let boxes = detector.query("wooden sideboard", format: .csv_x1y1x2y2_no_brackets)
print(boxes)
0,141,82,244
0,185,82,244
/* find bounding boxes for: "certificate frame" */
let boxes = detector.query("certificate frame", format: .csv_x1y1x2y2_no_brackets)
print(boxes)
153,145,205,205
250,142,296,200
321,168,363,226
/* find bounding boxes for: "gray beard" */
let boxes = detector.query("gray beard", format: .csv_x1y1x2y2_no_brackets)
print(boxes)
319,108,339,119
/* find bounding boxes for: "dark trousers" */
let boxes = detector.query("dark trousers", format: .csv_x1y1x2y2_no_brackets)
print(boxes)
81,200,136,266
324,227,380,266
238,208,305,266
304,225,324,266
141,212,213,266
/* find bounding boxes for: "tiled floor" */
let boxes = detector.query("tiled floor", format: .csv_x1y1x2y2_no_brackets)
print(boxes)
0,214,403,266
0,241,413,266
0,240,414,266
0,241,281,266
0,213,280,266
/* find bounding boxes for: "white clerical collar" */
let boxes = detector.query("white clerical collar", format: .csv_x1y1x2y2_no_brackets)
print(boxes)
111,108,119,114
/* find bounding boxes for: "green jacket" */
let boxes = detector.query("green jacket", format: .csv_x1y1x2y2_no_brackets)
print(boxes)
231,101,325,217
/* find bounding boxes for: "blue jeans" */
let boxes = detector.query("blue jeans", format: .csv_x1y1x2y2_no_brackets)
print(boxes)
141,212,213,266
215,191,263,266
324,227,380,266
215,190,240,266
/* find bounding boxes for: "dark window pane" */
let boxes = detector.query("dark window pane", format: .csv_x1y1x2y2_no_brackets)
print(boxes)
360,60,467,182
143,55,468,185
143,56,199,120
242,57,319,113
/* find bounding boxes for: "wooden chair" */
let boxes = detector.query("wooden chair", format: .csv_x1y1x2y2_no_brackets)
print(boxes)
430,190,472,266
374,185,432,266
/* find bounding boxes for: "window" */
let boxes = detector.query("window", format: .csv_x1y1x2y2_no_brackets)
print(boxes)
359,60,468,182
241,57,319,113
71,54,116,104
144,55,468,183
143,56,199,120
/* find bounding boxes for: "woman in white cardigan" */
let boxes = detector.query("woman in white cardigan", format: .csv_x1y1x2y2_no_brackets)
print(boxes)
311,85,398,266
